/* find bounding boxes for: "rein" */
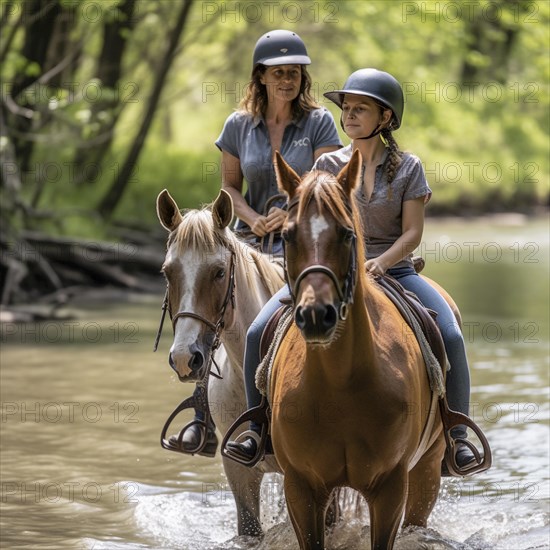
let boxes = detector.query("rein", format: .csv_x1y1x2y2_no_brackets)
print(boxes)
155,249,237,456
284,197,358,321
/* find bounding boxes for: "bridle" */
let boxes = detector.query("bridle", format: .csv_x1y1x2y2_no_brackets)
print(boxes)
154,247,237,456
284,196,358,321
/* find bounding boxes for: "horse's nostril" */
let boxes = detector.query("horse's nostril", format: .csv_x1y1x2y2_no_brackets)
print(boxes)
323,304,338,329
295,306,306,329
295,304,337,338
168,352,176,371
189,351,204,371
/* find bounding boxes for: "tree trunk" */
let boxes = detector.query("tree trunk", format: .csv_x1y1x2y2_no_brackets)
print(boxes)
97,0,195,219
10,0,61,173
72,0,137,185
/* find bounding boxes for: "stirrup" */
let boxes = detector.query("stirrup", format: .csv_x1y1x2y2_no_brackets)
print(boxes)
439,397,492,477
221,398,270,467
160,392,213,457
167,423,218,458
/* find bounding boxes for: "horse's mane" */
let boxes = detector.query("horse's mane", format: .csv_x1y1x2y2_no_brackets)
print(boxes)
169,205,284,297
296,170,368,289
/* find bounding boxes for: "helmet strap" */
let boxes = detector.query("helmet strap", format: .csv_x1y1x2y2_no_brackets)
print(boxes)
355,124,384,140
339,112,385,140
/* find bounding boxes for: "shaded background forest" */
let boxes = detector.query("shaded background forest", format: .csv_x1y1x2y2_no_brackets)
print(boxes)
0,0,548,306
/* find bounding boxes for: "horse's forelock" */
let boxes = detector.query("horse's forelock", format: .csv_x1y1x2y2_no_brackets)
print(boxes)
297,171,354,230
169,205,283,296
171,208,233,255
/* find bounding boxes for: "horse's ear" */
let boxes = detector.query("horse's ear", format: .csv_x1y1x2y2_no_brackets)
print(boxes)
336,149,362,197
213,188,233,230
274,151,301,199
157,189,183,232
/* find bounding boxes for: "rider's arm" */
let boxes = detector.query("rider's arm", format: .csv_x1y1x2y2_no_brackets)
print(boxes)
365,196,425,275
221,150,268,237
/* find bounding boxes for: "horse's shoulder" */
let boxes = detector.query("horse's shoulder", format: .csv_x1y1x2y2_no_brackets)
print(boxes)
364,282,402,325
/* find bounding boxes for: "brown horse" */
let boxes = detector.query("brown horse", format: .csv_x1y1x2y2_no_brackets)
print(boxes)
270,150,446,549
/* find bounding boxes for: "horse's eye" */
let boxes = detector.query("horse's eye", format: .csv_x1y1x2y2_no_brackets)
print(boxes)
215,269,226,280
344,229,355,243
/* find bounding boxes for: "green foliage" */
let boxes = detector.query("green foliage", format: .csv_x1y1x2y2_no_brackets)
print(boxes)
2,0,548,238
112,140,222,224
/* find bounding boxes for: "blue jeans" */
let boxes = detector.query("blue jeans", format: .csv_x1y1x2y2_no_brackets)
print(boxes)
388,266,470,439
244,269,471,439
243,286,290,431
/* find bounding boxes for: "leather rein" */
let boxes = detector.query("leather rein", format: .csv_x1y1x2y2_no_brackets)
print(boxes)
284,196,358,321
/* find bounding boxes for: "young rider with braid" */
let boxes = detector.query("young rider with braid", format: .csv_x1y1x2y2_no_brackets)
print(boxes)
227,68,477,474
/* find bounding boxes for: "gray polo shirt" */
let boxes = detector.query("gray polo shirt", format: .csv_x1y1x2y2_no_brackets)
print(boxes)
215,107,342,230
313,144,431,269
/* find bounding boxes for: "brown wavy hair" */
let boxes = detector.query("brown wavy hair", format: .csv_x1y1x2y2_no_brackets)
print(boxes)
239,65,319,120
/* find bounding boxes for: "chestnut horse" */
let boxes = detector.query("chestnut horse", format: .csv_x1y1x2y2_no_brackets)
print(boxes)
270,151,446,549
156,189,285,536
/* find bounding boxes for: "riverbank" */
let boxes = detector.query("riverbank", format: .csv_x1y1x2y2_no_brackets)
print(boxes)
1,210,548,323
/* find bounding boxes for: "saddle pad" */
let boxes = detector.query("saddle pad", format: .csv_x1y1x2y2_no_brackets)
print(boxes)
376,275,447,396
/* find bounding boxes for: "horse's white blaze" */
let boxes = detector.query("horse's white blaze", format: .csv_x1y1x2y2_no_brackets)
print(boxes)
309,213,329,263
167,248,203,373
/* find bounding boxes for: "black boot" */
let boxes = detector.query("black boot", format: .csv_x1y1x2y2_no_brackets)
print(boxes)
441,440,477,477
170,422,218,458
226,435,258,462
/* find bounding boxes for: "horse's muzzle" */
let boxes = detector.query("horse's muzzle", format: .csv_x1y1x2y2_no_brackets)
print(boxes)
168,345,206,382
295,303,338,342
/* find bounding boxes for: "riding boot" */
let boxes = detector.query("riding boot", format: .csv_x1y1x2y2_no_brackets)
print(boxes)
225,425,261,461
441,439,477,477
169,407,219,458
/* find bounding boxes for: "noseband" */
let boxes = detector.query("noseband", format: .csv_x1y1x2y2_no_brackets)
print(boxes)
284,197,358,321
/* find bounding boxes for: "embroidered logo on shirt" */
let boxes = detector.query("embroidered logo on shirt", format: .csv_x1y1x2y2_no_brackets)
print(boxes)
292,137,311,147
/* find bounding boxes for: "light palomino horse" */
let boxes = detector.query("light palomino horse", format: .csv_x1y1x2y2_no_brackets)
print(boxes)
156,189,284,536
270,150,446,549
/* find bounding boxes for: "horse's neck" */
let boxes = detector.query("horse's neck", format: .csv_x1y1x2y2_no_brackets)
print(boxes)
221,249,279,367
307,280,378,383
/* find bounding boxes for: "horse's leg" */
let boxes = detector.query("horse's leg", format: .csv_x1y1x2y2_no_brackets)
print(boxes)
222,457,264,536
403,437,445,527
283,469,329,550
364,468,407,550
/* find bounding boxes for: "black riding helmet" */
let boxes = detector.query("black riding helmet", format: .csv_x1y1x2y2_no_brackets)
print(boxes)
252,29,311,67
324,69,404,138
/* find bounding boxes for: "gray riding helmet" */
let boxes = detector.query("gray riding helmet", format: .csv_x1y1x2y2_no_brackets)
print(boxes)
253,29,311,67
324,68,404,129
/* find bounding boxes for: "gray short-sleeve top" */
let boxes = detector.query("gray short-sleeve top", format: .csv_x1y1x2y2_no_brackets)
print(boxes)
216,107,342,230
313,144,431,269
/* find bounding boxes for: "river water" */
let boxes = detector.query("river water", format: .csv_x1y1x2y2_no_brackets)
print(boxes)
1,216,548,549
